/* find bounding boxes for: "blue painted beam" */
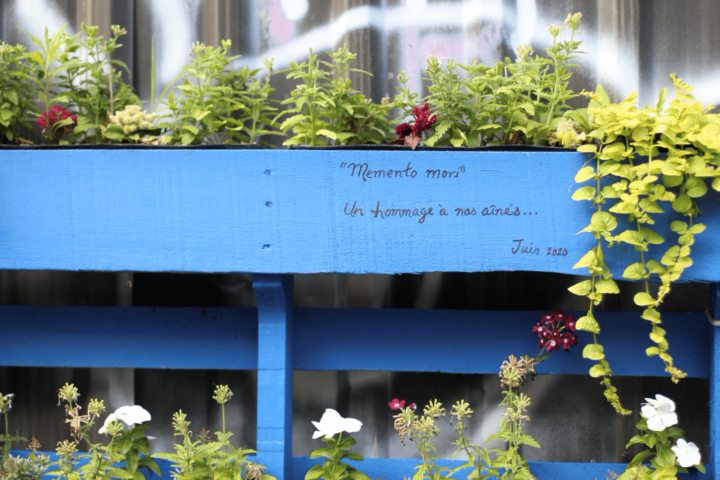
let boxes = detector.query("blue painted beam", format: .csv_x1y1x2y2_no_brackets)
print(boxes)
254,274,294,480
292,456,705,479
0,306,257,369
294,308,710,377
709,283,720,477
2,149,720,278
0,306,709,376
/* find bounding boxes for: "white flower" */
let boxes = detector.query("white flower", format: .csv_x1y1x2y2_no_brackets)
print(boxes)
641,394,678,431
672,438,701,468
311,409,362,440
99,405,151,434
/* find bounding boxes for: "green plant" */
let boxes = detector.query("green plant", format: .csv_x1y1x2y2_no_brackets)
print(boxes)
570,75,720,413
0,42,38,144
59,23,140,143
23,24,79,143
305,408,369,480
157,40,240,145
279,45,391,146
617,394,704,479
155,385,272,480
48,383,161,480
221,56,282,145
406,12,584,147
104,105,162,143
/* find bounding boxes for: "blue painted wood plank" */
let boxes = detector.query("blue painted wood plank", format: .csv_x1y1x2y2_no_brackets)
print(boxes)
0,305,708,376
709,283,720,477
292,456,706,479
254,274,294,480
2,149,720,278
294,308,710,377
0,306,257,369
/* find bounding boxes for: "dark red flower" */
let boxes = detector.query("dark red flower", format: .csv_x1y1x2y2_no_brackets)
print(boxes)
395,123,412,139
388,398,405,410
408,402,417,410
37,105,77,135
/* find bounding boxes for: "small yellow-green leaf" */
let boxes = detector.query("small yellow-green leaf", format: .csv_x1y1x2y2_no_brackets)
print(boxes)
623,262,646,280
573,249,596,269
572,186,596,201
634,292,655,306
712,177,720,192
576,315,600,333
689,223,706,234
583,343,605,360
670,221,688,234
617,230,645,246
595,278,619,294
646,346,660,356
568,280,592,296
645,260,666,275
589,364,608,377
671,195,692,214
640,226,664,244
577,144,597,153
685,176,707,198
590,211,617,232
642,308,661,322
575,166,595,183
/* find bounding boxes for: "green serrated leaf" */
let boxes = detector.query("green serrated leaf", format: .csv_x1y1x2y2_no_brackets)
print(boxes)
595,278,619,294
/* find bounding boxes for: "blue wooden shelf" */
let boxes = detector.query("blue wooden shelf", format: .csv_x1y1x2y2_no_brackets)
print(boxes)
0,148,717,479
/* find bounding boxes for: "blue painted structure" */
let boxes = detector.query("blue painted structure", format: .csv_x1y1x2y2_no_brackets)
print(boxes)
0,147,716,479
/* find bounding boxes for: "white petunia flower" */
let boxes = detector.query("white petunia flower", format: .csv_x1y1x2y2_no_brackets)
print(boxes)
99,405,151,434
672,438,701,468
311,409,362,440
641,394,678,431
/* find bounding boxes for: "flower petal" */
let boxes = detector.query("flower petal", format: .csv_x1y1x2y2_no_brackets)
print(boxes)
342,418,362,433
659,411,678,429
646,414,666,432
115,405,151,427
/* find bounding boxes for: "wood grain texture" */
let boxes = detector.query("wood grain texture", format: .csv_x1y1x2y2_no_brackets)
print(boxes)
2,148,719,278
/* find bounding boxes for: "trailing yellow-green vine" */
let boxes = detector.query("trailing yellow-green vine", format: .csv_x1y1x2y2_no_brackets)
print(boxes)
571,75,720,413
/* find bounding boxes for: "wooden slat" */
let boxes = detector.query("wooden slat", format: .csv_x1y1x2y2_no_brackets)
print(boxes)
0,305,258,369
294,308,710,377
292,456,707,479
2,148,719,278
0,305,709,377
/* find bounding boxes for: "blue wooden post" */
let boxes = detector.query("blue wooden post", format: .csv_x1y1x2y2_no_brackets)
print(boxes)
711,283,720,477
253,274,294,480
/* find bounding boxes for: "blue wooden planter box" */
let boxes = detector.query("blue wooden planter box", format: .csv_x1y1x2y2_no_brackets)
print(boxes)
1,146,717,479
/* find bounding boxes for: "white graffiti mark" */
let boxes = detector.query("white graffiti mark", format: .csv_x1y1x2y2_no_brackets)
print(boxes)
15,0,73,42
148,0,203,86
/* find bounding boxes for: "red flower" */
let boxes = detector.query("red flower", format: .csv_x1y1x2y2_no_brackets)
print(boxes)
37,105,77,135
388,398,405,410
395,123,412,139
408,402,417,410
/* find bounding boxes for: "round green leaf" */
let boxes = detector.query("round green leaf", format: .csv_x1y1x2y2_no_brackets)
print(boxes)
576,315,600,333
684,176,707,198
574,166,595,183
572,186,596,201
583,343,605,360
634,292,655,306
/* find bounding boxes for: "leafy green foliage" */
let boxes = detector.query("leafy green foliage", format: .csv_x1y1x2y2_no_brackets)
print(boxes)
279,45,391,146
59,23,140,143
571,75,720,413
0,42,38,144
305,434,370,480
155,385,274,480
221,57,282,144
411,12,585,147
157,40,240,145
